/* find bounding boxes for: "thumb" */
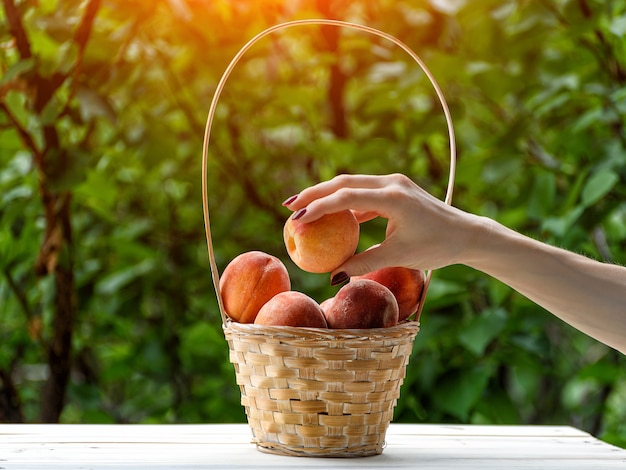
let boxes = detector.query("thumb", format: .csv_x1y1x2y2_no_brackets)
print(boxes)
330,243,395,284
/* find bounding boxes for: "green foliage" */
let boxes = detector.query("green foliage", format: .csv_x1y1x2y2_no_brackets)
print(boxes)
1,0,624,448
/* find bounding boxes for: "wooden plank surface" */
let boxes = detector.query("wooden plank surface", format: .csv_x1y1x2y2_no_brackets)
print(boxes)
1,423,625,469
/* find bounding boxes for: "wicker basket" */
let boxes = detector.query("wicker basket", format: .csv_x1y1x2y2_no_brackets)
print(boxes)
224,322,419,457
201,19,456,457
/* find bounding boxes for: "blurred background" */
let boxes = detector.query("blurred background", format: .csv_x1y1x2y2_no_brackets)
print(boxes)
1,0,625,448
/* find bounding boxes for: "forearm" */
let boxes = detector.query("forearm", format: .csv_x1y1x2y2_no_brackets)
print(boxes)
463,217,626,354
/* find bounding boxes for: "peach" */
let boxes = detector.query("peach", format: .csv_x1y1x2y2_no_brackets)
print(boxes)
254,291,328,328
319,297,333,312
219,251,290,323
322,279,399,329
283,210,359,273
353,267,425,321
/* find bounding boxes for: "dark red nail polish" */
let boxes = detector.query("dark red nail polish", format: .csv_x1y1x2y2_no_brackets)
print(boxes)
292,208,306,220
330,272,349,286
282,195,298,206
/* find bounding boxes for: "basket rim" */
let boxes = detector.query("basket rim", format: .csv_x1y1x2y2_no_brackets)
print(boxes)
223,319,420,340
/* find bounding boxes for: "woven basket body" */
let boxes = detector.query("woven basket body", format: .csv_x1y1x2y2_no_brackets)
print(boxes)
224,321,420,457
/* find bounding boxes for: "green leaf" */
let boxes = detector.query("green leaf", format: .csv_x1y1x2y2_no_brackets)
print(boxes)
432,366,492,421
571,107,604,133
178,323,224,372
4,90,30,130
0,58,36,86
542,205,585,237
578,360,621,385
95,259,156,295
75,169,118,219
473,389,521,424
39,98,63,126
423,278,467,308
604,206,626,240
527,172,556,220
76,86,117,123
609,14,626,37
581,168,619,207
458,308,508,357
99,344,134,382
1,185,33,205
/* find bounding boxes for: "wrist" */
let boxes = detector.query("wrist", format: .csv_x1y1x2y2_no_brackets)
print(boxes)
455,214,502,269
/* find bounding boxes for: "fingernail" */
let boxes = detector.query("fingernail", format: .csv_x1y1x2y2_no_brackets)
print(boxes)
330,271,350,286
292,208,306,220
282,194,298,206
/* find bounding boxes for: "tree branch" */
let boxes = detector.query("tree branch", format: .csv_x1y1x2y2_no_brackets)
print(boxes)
1,0,32,59
73,0,102,51
316,0,348,139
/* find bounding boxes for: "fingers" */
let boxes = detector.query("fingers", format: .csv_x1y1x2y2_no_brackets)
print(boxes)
352,210,379,224
289,187,396,224
285,174,392,210
282,174,411,224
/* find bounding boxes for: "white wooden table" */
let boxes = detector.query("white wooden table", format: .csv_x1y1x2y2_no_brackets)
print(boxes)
1,423,625,469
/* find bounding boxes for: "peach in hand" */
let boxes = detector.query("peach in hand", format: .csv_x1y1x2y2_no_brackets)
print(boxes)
219,251,290,323
283,210,359,273
254,291,328,328
322,279,399,329
353,267,425,321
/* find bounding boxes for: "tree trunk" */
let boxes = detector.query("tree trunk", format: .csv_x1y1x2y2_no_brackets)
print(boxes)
38,193,75,423
0,370,24,422
316,0,348,139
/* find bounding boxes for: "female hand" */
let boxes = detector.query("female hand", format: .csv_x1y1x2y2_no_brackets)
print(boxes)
282,173,485,282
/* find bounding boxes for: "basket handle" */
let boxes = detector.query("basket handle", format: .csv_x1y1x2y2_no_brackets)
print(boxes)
202,19,457,326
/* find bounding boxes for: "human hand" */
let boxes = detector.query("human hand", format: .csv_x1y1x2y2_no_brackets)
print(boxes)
282,174,483,282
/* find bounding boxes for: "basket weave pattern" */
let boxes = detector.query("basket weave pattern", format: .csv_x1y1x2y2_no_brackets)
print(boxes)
224,321,420,457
